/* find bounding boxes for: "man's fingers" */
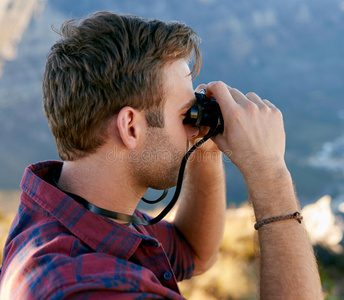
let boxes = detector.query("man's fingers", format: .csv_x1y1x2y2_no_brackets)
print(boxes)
205,81,237,111
225,84,232,90
194,84,207,93
262,99,276,108
229,88,251,105
246,92,264,107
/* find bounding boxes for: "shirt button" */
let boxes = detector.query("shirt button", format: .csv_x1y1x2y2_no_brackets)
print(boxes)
163,271,172,280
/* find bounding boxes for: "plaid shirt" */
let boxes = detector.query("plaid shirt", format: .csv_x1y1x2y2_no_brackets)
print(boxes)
0,161,194,299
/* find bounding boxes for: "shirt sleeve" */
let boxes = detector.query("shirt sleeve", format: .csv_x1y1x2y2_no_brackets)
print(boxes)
136,211,195,281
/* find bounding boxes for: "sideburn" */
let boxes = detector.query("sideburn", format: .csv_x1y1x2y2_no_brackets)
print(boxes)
145,108,165,128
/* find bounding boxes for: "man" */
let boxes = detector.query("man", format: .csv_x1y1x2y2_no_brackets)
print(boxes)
0,11,322,299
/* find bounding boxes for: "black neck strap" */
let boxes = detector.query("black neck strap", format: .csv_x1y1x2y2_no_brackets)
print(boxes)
53,128,217,226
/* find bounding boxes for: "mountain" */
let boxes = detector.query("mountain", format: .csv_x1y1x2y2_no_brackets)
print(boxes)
0,0,344,206
0,0,43,75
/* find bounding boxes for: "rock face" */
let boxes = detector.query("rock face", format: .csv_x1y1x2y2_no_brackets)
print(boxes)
302,195,344,254
0,0,45,75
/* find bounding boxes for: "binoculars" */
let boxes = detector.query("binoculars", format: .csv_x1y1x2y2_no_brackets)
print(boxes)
183,90,224,134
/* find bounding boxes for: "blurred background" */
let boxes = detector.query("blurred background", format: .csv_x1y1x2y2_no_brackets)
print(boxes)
0,0,344,298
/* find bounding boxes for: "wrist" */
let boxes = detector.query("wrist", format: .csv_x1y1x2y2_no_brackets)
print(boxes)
242,157,288,182
245,163,299,222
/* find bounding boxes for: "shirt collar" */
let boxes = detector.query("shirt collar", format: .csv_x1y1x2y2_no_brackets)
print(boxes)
20,160,158,259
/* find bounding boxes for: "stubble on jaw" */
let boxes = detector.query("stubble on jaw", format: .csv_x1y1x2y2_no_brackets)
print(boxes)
129,127,188,190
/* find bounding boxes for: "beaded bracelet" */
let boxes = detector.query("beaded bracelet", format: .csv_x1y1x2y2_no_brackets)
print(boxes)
254,212,303,230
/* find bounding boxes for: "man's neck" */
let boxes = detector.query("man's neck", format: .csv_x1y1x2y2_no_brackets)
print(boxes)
57,153,146,218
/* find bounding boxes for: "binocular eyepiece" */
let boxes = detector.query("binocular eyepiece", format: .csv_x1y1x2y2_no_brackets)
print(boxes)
183,90,224,134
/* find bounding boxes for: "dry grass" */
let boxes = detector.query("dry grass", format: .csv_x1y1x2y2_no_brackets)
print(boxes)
0,210,14,264
0,190,20,264
179,205,258,300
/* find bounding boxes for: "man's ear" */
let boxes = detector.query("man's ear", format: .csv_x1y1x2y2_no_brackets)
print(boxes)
116,107,144,150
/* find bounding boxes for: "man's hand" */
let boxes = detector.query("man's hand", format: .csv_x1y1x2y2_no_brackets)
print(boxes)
204,81,286,179
203,81,295,221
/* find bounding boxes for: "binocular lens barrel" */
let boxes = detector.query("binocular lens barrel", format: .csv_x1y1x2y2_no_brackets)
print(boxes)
183,92,224,134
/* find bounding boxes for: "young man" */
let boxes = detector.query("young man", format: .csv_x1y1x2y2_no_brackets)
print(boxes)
0,11,322,299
